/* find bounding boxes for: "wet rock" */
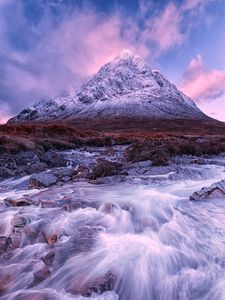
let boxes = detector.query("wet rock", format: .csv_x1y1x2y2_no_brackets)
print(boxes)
0,236,12,254
99,202,120,214
73,165,90,180
45,234,58,246
53,225,104,269
29,172,57,188
39,199,59,208
78,226,103,250
16,151,40,166
90,175,127,185
33,265,51,284
69,271,117,297
11,215,30,228
29,167,76,188
27,162,48,174
123,160,153,176
89,160,122,180
38,193,73,208
40,151,67,168
84,271,116,296
150,149,170,166
23,224,41,244
0,166,15,179
51,167,76,179
5,196,33,207
42,251,55,266
61,176,71,182
190,179,225,200
125,143,170,166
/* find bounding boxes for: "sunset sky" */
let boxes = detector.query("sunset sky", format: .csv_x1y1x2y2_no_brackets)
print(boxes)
0,0,225,123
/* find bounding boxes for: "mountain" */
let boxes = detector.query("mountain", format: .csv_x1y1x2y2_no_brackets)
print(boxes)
8,52,207,124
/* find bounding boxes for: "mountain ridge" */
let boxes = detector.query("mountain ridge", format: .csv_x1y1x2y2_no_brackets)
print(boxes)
8,52,208,124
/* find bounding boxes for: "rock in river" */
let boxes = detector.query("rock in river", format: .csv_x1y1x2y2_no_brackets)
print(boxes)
190,179,225,200
29,172,57,188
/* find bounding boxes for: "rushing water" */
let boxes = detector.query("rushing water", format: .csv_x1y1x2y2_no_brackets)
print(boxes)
1,164,225,299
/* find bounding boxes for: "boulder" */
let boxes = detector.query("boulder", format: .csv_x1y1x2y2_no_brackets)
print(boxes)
29,172,57,188
125,143,170,166
16,151,40,166
89,160,121,180
51,167,76,178
27,162,48,174
190,179,225,200
72,165,90,181
33,265,51,284
40,151,67,167
5,196,33,207
68,270,116,297
42,251,55,266
29,167,76,188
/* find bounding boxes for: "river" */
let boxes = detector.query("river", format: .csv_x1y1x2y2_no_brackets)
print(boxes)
1,160,225,300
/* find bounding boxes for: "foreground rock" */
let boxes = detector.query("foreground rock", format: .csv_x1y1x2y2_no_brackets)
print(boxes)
4,196,34,207
89,160,122,180
29,172,57,189
190,179,225,200
0,150,68,181
126,143,170,166
29,167,76,189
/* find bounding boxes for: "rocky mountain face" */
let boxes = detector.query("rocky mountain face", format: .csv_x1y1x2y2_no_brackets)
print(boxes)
8,52,207,124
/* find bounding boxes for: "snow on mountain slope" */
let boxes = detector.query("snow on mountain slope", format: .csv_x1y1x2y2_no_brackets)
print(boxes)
8,52,207,124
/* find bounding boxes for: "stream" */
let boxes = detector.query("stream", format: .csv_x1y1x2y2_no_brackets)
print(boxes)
1,161,225,300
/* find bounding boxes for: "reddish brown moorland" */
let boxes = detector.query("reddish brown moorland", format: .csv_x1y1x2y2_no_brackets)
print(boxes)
0,117,225,155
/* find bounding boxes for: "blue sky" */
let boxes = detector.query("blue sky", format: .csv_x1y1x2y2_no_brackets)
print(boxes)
0,0,225,122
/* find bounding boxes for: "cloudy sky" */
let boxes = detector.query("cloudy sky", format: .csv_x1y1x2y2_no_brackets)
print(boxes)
0,0,225,123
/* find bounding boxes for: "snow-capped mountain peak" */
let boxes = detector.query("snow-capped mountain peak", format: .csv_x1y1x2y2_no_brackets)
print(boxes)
8,52,207,124
75,52,155,105
101,51,152,75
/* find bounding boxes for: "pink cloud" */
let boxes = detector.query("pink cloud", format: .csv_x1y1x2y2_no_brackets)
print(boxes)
0,104,11,124
0,115,10,124
0,6,150,109
179,54,225,121
180,54,225,99
182,0,208,11
147,3,184,52
139,0,212,55
198,97,225,122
